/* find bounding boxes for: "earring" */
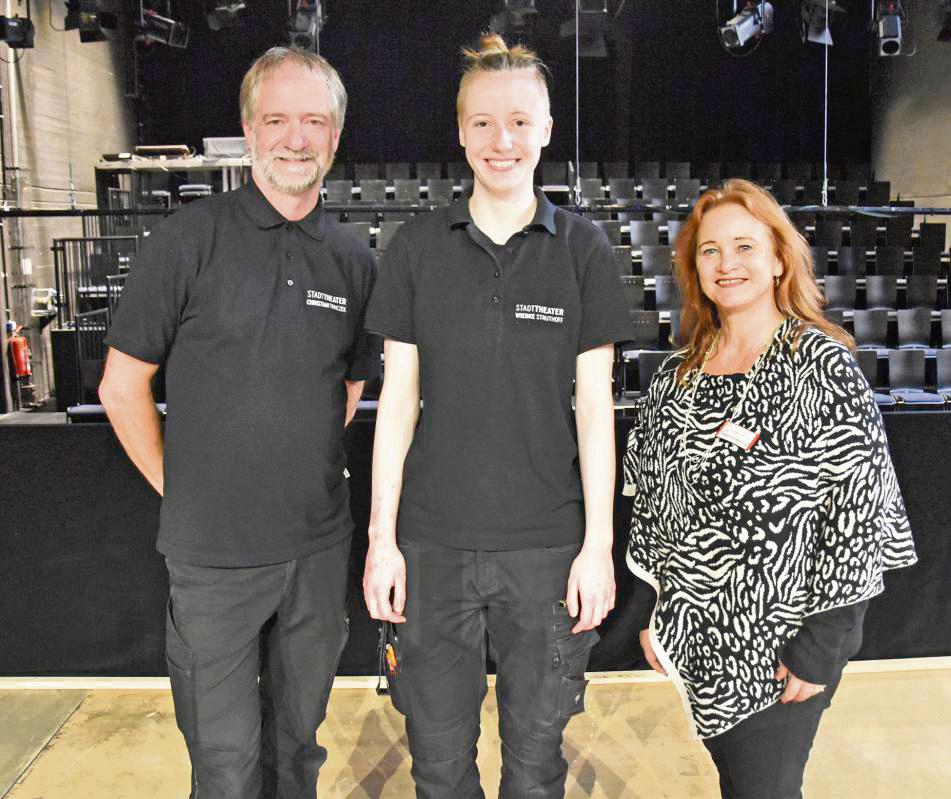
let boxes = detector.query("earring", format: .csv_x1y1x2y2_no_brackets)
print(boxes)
774,275,781,288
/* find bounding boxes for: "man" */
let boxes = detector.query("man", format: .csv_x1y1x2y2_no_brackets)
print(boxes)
99,47,377,799
362,35,631,798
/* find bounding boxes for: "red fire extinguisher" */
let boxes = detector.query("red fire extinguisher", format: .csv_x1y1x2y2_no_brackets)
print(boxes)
6,320,37,410
10,327,32,378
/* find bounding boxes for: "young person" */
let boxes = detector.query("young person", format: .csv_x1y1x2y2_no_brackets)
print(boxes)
362,34,632,799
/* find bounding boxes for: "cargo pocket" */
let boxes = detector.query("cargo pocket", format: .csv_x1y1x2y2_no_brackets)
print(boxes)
165,596,197,743
551,603,599,720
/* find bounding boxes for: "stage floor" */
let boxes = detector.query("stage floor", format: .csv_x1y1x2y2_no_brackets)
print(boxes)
3,661,950,798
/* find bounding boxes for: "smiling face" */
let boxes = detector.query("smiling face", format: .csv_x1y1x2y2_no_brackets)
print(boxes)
457,69,552,201
242,61,341,197
695,202,784,319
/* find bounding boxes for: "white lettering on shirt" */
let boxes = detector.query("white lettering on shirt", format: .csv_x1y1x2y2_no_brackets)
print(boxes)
306,289,348,313
514,303,565,324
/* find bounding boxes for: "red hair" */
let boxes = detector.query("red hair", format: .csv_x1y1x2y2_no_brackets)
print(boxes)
673,179,854,381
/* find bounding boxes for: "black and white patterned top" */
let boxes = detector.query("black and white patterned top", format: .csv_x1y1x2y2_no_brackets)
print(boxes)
623,317,917,739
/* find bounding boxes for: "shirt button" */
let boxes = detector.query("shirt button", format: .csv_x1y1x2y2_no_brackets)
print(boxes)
491,295,500,303
286,251,294,260
494,270,500,278
286,279,294,286
284,222,294,231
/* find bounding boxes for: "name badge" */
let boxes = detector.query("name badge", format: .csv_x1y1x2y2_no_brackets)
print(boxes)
717,421,760,451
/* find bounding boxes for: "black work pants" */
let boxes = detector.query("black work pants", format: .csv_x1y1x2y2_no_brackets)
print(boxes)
164,536,350,799
388,539,598,799
702,672,842,799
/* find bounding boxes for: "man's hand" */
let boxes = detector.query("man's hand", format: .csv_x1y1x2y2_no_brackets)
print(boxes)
363,539,407,624
775,662,826,703
565,544,615,634
639,629,667,676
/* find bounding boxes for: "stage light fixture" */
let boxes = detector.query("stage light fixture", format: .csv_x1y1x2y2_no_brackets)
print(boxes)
137,2,189,49
207,1,245,31
559,0,610,58
720,1,774,50
64,1,118,44
287,0,323,52
0,15,34,48
800,0,846,46
874,1,905,56
489,0,538,36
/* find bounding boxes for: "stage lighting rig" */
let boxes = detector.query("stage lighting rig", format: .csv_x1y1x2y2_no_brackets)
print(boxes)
207,1,245,31
287,0,323,52
719,1,775,50
559,0,610,58
490,0,539,37
136,2,189,49
800,0,847,46
64,1,118,44
875,1,905,56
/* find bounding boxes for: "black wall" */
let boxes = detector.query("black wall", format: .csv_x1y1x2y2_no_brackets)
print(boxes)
135,1,875,165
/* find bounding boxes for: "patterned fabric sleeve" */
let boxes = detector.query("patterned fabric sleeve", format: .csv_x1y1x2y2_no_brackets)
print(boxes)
621,398,649,497
803,341,918,616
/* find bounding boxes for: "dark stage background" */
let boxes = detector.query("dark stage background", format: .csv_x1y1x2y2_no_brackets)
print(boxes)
1,413,947,677
134,0,874,166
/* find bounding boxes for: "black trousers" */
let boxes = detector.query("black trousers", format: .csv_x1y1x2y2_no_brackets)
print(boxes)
702,672,842,799
164,536,350,799
388,539,598,799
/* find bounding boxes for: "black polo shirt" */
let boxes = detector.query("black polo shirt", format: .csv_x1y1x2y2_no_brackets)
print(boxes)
105,180,379,567
365,188,631,550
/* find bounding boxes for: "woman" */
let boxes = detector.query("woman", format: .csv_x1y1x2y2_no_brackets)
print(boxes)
363,35,632,798
624,179,917,798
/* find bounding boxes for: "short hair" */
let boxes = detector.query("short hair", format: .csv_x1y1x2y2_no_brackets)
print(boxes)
456,33,551,119
673,178,853,381
240,47,347,129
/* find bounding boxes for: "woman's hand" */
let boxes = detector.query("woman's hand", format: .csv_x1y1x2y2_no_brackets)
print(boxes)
639,629,667,676
775,661,826,703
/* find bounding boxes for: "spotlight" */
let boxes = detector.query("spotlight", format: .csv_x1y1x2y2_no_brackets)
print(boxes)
287,0,323,52
801,0,847,46
64,1,118,44
206,1,245,31
876,1,904,56
559,0,609,58
720,2,775,50
136,2,189,49
489,0,538,36
0,15,34,48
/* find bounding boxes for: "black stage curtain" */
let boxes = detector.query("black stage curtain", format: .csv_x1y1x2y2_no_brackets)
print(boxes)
1,413,948,676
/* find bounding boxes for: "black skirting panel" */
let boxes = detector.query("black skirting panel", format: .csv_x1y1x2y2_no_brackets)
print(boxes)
1,413,948,676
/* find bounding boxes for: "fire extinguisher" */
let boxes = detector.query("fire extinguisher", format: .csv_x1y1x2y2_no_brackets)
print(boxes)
6,320,37,410
9,325,32,379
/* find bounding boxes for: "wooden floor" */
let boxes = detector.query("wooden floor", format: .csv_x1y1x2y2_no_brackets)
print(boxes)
3,662,950,798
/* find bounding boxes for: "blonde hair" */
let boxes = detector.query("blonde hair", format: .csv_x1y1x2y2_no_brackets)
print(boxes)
240,47,347,129
674,178,854,381
456,33,551,118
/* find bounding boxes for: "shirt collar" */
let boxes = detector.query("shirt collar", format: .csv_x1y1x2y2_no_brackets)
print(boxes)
237,177,326,241
448,186,557,236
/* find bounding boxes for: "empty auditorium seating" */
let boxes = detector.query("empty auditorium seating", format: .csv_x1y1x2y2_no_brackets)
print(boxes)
835,246,866,276
823,275,857,310
853,309,890,351
612,246,632,277
865,275,898,310
888,350,945,408
640,245,673,278
897,308,934,350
